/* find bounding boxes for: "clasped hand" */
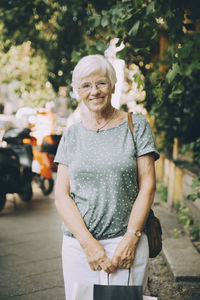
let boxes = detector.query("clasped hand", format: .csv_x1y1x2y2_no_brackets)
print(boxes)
83,234,139,273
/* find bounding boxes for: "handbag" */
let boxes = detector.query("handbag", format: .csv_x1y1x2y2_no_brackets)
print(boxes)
71,270,157,300
145,209,162,258
128,112,162,258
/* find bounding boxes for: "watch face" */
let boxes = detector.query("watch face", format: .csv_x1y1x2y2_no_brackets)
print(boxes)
136,230,142,237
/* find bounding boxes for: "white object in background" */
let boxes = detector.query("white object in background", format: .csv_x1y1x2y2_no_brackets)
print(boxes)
32,160,42,174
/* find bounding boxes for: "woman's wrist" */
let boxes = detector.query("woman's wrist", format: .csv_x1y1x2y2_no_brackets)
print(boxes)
124,231,140,246
78,232,96,250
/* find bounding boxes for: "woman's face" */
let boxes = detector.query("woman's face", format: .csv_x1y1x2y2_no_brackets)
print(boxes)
78,70,115,113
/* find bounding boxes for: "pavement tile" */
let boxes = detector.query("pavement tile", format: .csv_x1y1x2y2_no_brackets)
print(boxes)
0,269,64,298
0,231,62,262
1,287,65,300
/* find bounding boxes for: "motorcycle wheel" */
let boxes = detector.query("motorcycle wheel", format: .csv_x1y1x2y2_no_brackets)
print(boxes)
19,183,33,202
0,193,6,212
40,178,54,196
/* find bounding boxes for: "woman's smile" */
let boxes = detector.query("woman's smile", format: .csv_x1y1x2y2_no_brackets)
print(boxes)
89,97,105,102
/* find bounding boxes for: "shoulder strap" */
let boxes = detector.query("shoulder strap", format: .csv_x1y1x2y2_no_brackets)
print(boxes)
128,112,134,136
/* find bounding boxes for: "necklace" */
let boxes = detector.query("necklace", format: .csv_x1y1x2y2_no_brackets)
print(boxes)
96,109,116,133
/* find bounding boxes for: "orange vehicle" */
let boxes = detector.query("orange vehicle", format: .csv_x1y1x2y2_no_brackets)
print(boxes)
23,131,61,195
31,146,54,195
22,137,52,196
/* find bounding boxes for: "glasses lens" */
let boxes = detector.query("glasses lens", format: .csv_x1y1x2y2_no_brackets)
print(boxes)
96,81,107,89
80,83,91,91
79,81,108,92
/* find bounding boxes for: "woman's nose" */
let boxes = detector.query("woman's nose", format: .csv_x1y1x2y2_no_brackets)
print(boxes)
90,84,100,95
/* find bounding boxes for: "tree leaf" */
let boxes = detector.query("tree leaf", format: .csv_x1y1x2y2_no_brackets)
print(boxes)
128,20,140,36
146,1,155,15
101,15,109,27
166,63,180,83
88,15,101,28
169,82,184,98
116,46,128,59
179,41,193,59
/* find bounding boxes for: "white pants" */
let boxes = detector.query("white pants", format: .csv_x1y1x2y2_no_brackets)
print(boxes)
62,234,149,300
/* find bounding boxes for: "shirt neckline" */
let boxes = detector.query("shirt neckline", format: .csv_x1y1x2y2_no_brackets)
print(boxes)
79,118,128,133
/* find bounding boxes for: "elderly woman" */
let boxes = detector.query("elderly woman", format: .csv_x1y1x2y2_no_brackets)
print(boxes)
54,54,159,299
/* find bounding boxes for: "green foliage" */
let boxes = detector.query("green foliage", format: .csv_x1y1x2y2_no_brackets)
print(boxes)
174,201,193,229
172,201,200,241
190,222,200,241
187,174,200,202
0,0,200,157
172,228,184,239
146,34,200,149
133,72,145,90
0,42,55,107
173,203,200,241
156,182,168,202
120,104,129,112
67,98,78,111
173,201,200,241
193,139,200,167
0,0,98,92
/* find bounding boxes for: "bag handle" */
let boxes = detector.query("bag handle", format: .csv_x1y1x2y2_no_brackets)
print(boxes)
108,269,131,286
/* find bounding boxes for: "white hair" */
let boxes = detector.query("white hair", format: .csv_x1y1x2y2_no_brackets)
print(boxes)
71,54,117,95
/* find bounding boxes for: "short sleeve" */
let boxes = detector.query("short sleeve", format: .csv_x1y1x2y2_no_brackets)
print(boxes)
54,131,69,166
133,114,160,161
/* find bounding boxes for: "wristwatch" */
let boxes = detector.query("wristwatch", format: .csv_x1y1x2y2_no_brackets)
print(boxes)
127,228,142,238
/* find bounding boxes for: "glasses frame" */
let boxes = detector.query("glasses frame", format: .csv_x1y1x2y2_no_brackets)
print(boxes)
78,80,110,93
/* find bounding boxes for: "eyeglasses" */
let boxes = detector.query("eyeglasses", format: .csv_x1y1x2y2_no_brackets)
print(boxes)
79,80,109,93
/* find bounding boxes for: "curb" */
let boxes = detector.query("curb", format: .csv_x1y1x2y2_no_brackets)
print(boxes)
153,194,200,282
162,237,200,281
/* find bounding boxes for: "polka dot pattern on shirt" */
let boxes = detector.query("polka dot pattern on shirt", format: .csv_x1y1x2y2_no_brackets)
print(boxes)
54,114,159,240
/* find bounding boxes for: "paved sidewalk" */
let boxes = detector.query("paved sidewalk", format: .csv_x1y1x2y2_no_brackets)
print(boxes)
0,189,65,300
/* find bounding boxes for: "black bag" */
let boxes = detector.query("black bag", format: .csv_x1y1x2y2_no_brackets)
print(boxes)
146,209,162,258
93,284,143,300
128,112,162,258
71,272,157,299
94,271,142,300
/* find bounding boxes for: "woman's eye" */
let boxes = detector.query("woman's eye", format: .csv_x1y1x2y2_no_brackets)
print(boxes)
82,83,91,89
97,81,107,87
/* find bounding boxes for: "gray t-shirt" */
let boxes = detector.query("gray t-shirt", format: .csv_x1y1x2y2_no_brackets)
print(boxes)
54,114,159,240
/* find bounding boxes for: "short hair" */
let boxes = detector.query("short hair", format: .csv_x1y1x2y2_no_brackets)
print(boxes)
71,54,117,95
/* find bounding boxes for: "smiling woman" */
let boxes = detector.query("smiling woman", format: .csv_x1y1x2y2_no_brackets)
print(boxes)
54,54,160,300
71,55,126,129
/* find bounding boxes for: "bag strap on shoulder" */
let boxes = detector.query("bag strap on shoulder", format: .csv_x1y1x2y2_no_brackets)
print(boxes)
128,112,133,136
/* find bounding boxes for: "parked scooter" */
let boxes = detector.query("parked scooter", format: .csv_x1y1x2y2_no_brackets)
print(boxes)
2,127,61,203
31,146,54,196
40,134,62,172
0,129,33,211
23,132,61,195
